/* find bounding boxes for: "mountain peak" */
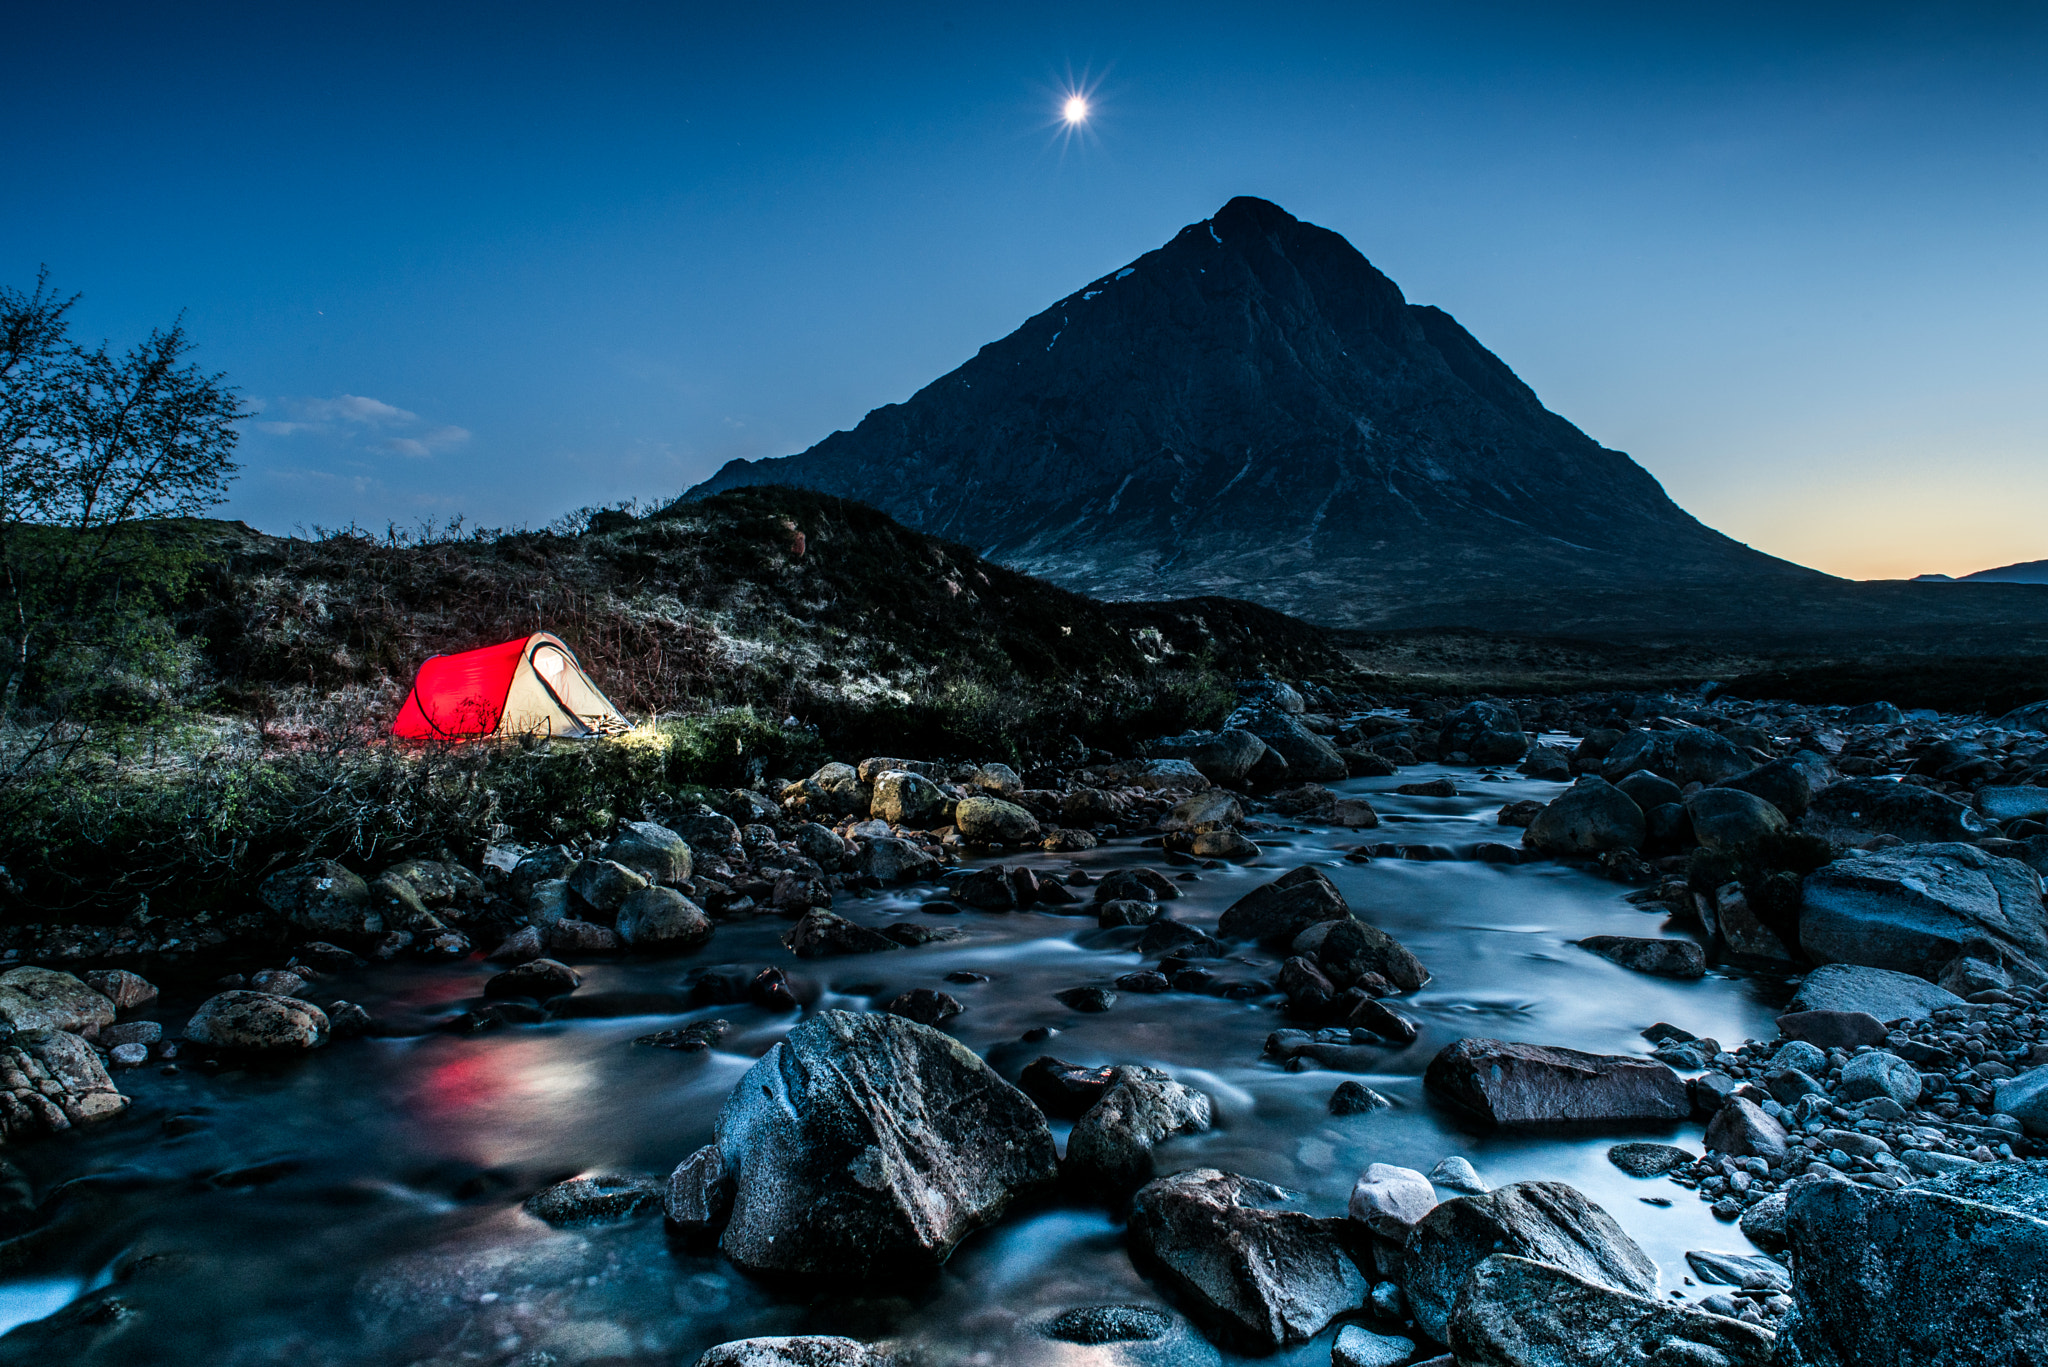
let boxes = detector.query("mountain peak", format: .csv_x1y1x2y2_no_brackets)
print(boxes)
686,201,1817,627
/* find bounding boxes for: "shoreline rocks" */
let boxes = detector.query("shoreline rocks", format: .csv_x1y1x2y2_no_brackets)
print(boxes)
1425,1038,1690,1124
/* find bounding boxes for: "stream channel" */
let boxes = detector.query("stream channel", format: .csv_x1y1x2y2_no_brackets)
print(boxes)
0,758,1795,1366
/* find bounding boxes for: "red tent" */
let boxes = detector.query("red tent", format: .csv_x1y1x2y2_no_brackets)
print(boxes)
392,633,630,740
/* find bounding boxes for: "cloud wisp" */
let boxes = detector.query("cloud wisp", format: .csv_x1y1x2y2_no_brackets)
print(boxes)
253,393,471,458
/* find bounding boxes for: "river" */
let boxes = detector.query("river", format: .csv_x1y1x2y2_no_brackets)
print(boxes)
0,758,1794,1366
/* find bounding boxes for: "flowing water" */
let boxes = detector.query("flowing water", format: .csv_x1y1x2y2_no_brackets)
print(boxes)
0,761,1795,1365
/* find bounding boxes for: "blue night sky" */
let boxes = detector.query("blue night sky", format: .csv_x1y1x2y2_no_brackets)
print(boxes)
7,1,2045,580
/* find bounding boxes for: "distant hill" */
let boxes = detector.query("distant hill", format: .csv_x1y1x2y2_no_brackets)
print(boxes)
685,196,1823,630
1962,559,2048,584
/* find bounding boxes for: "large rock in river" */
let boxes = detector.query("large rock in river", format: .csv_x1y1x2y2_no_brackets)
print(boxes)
1800,842,2048,984
1601,727,1753,787
692,1337,894,1367
1449,1254,1773,1367
1402,1180,1659,1343
1685,786,1788,852
1064,1065,1213,1199
1232,708,1346,783
1147,728,1269,785
1776,1172,2048,1367
0,967,115,1037
1425,1038,1689,1124
715,1010,1058,1282
1218,866,1352,946
1805,777,1990,844
954,795,1042,844
0,1027,129,1141
184,991,331,1051
1438,701,1529,765
1524,778,1646,854
1126,1167,1366,1351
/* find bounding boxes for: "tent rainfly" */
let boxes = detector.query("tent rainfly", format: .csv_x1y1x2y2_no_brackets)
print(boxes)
391,633,631,740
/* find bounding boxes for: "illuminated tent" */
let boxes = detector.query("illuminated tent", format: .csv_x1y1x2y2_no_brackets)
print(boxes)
391,633,631,740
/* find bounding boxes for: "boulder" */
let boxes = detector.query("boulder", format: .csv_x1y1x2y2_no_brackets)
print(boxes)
780,762,870,817
1524,778,1647,854
1517,746,1573,780
1126,1168,1366,1351
1192,830,1261,861
954,796,1042,844
1217,866,1352,946
1125,758,1211,792
1329,1081,1392,1116
692,1338,892,1367
1094,867,1180,904
782,910,900,958
0,968,115,1037
1347,1163,1436,1238
258,860,381,937
1439,701,1530,765
1036,1304,1215,1364
1019,1056,1118,1119
1402,1180,1658,1343
665,1143,734,1231
1065,1066,1213,1198
1159,790,1244,834
1424,1038,1689,1124
1607,1142,1695,1177
870,770,949,827
1719,751,1835,820
0,1028,128,1140
1837,1051,1923,1106
1800,843,2048,984
968,762,1024,796
1785,963,1964,1020
856,836,941,883
1233,708,1347,783
1778,1175,2048,1367
615,886,715,950
1993,1065,2048,1136
715,1010,1058,1281
1294,917,1430,992
184,991,330,1051
1575,935,1707,979
1146,729,1270,785
568,858,649,915
1685,786,1789,851
1448,1255,1773,1367
673,808,746,863
81,969,158,1012
485,958,580,999
601,820,693,886
793,822,851,869
1616,770,1684,811
1806,777,1990,844
1703,1097,1790,1160
882,988,962,1027
1601,727,1754,787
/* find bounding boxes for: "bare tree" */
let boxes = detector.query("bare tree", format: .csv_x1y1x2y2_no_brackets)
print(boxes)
0,268,242,716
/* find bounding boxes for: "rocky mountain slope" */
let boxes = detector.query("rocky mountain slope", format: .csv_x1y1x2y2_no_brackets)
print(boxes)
685,196,1823,628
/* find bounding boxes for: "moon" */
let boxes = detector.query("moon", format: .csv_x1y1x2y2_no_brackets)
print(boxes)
1063,94,1089,125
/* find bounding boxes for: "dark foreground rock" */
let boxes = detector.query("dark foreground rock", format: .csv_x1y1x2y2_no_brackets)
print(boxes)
1576,935,1707,979
1425,1038,1689,1124
1126,1168,1365,1351
1777,1173,2048,1366
1217,866,1353,946
714,1010,1057,1282
1449,1254,1774,1367
1064,1066,1213,1199
1401,1180,1658,1341
1524,778,1646,855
